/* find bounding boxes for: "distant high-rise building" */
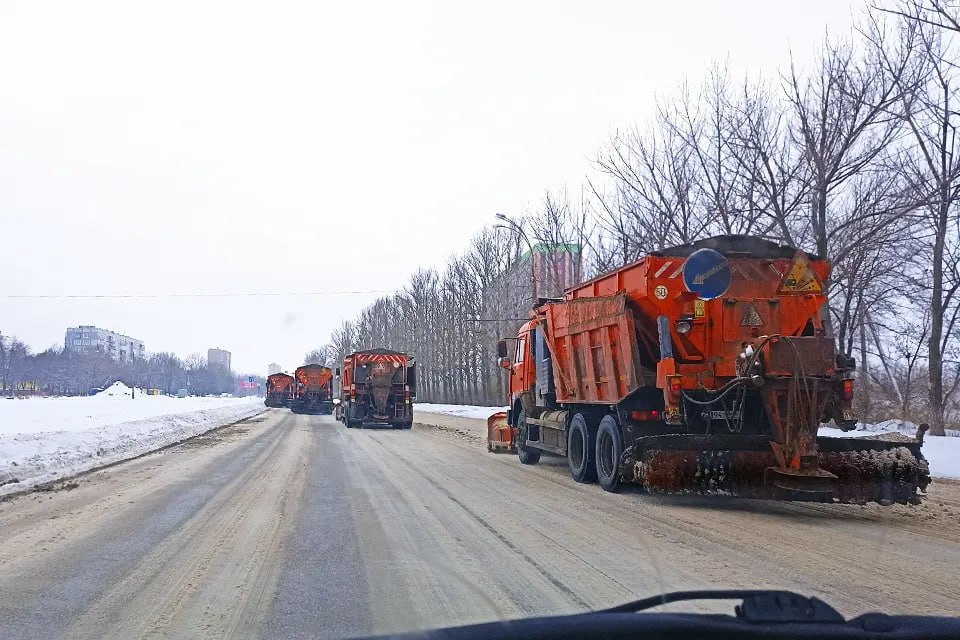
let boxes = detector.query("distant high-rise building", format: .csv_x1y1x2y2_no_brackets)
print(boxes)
65,325,145,363
486,242,583,322
208,348,232,370
267,363,281,375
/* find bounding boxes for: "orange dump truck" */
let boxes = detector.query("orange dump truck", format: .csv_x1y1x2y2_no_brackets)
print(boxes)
291,364,334,414
338,349,415,429
497,235,929,504
265,372,295,407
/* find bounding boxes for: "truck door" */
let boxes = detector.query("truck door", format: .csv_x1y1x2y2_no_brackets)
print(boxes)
406,362,417,399
512,333,530,402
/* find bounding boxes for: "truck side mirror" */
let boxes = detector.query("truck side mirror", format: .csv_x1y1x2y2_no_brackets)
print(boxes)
498,357,512,370
497,340,508,358
335,367,341,377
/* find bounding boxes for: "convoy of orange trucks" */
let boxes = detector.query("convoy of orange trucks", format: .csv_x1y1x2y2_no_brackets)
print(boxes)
264,372,295,407
290,364,335,414
263,234,927,505
492,235,929,505
337,349,415,429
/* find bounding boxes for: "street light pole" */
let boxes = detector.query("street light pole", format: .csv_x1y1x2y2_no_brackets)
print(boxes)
495,213,537,308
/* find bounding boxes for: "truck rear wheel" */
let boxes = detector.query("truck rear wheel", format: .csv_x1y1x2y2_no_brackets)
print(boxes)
516,408,541,465
596,415,623,492
568,413,597,483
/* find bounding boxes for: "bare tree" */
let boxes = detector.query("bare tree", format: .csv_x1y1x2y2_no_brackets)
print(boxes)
783,29,910,292
664,67,765,236
727,77,811,244
595,116,706,252
878,0,960,35
870,3,960,434
0,334,30,395
304,344,335,366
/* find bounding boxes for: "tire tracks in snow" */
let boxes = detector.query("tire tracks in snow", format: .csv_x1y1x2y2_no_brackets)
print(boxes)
63,412,309,640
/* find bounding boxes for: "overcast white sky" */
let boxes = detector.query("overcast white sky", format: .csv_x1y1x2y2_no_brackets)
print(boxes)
0,0,858,374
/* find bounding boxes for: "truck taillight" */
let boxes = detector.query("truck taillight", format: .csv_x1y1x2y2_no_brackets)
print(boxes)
667,376,683,401
405,387,411,404
631,409,661,422
842,378,854,401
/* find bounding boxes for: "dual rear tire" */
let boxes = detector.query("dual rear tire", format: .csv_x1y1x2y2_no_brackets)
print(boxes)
595,415,623,492
568,413,623,492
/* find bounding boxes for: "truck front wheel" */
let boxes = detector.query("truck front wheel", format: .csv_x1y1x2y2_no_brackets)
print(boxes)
568,413,597,483
596,415,623,492
516,407,541,465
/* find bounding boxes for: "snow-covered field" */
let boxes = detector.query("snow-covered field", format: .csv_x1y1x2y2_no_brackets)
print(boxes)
414,403,507,421
0,382,264,496
415,403,960,480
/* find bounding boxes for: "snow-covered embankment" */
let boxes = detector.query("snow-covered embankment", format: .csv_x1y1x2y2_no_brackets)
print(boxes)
0,383,264,496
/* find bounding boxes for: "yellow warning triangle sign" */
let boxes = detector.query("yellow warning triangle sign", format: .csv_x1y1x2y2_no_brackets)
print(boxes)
741,304,763,326
779,252,822,293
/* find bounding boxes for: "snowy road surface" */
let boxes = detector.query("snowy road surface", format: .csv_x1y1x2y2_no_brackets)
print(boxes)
0,409,958,639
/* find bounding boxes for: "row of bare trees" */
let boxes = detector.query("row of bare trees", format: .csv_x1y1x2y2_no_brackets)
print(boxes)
1,333,260,397
307,1,960,433
306,228,519,405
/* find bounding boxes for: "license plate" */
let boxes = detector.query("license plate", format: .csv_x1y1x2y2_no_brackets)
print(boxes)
702,410,740,420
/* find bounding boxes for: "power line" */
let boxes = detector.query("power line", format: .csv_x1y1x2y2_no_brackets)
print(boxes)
0,289,394,300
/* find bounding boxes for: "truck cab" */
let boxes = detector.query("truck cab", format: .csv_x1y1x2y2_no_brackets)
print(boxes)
498,322,535,426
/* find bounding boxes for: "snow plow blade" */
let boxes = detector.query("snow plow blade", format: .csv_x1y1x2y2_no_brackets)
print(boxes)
487,412,515,453
629,435,930,505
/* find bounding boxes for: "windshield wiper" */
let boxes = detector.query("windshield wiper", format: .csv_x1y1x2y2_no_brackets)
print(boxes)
600,589,844,623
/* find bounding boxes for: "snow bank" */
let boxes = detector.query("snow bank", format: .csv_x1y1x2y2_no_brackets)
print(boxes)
1,384,254,436
414,403,508,421
849,418,959,438
91,380,147,398
0,392,263,496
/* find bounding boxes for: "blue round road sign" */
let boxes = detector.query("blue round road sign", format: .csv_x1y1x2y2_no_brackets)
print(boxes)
682,248,731,300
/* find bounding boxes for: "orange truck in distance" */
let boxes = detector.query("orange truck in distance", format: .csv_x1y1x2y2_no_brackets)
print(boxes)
496,235,929,505
265,372,295,407
338,349,415,429
291,364,334,414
